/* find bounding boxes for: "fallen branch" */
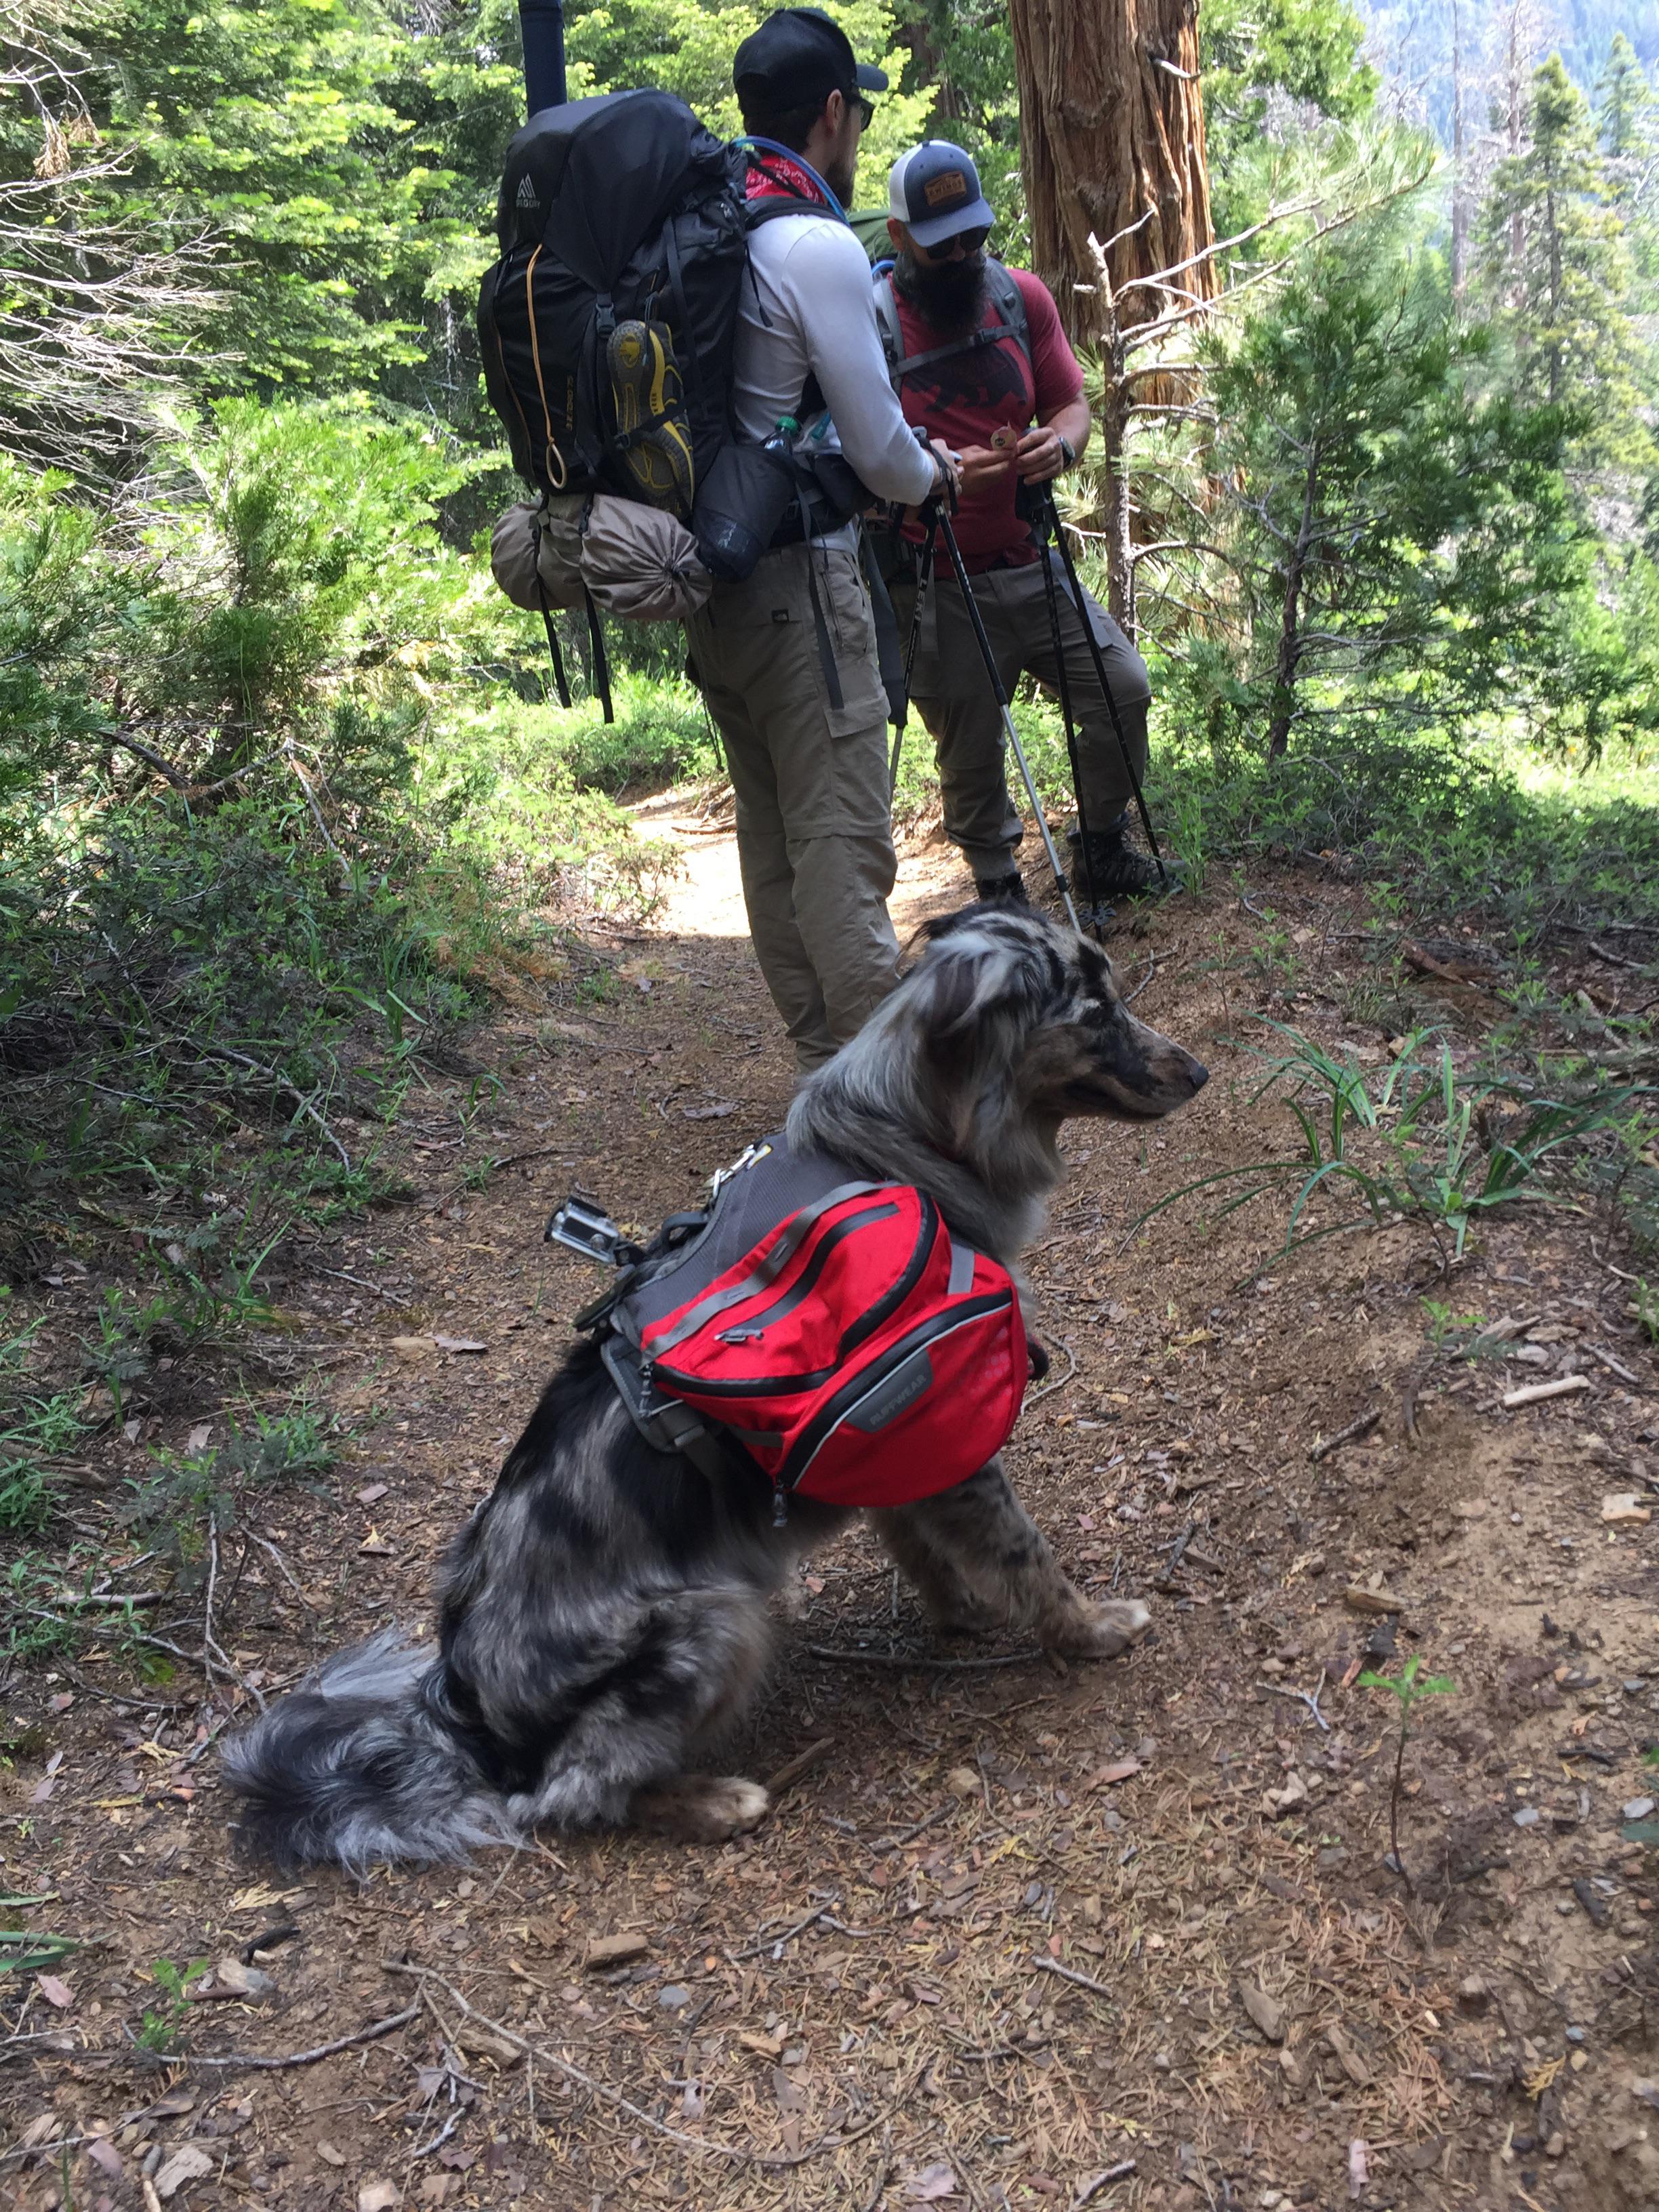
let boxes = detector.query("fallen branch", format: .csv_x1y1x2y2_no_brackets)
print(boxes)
385,1962,884,2168
1032,1955,1118,2001
1072,2163,1138,2209
764,1736,835,1799
1402,942,1496,994
1025,1334,1079,1406
104,726,189,788
1256,1674,1331,1732
874,1803,955,1852
1502,1374,1590,1410
1589,940,1648,970
129,2002,421,2072
1309,1408,1380,1462
190,1042,351,1170
801,1645,1041,1671
727,1904,834,1963
1586,1344,1643,1387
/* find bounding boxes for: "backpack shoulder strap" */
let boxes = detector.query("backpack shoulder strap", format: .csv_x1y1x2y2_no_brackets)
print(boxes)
877,256,1034,386
745,194,817,231
985,259,1031,368
873,271,904,384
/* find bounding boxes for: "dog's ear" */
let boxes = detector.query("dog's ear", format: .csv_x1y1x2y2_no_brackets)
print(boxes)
906,916,1058,1140
912,930,1048,1049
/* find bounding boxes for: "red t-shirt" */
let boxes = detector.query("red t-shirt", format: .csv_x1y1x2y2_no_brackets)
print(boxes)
889,266,1084,571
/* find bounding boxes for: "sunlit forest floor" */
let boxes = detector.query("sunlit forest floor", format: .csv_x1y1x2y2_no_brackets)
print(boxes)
3,798,1658,2212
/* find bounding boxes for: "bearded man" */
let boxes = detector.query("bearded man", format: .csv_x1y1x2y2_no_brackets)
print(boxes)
878,142,1170,921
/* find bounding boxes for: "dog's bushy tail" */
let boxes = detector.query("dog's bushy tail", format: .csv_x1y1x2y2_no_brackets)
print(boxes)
221,1629,508,1870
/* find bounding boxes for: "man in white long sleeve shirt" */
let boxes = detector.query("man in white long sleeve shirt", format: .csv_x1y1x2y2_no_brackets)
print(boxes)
683,7,955,1071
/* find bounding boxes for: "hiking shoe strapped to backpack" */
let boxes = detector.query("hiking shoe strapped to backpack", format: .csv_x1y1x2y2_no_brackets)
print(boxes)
607,319,697,512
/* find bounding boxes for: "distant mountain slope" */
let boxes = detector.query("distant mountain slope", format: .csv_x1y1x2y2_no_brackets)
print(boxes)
1357,0,1657,140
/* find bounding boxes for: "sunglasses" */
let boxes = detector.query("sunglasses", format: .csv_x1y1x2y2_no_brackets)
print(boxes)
915,224,991,260
853,91,875,128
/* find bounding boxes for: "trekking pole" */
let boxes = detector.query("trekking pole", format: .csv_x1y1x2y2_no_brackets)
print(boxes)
930,497,1081,933
1036,482,1168,888
889,518,937,796
1031,491,1103,935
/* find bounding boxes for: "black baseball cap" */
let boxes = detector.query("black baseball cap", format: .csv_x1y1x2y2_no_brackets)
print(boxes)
733,7,888,110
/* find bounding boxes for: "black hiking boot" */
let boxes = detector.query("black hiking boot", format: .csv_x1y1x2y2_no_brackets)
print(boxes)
972,870,1030,907
1068,818,1176,905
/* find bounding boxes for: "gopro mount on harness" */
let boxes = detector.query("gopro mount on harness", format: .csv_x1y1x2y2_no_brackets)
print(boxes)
545,1194,627,1265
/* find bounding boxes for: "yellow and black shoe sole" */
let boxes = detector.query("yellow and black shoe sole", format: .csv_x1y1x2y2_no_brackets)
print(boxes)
607,319,695,514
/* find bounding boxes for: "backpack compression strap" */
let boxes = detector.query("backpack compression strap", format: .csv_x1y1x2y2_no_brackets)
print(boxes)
873,258,1031,388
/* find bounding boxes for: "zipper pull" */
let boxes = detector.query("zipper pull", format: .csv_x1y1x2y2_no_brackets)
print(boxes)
771,1486,788,1529
718,1325,764,1343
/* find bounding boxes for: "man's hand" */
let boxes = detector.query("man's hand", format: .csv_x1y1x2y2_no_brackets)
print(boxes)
927,437,964,504
1015,425,1070,482
956,443,1015,495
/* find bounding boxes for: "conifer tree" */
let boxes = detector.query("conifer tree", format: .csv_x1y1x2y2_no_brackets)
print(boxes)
1479,54,1642,452
1596,31,1653,165
1203,216,1592,760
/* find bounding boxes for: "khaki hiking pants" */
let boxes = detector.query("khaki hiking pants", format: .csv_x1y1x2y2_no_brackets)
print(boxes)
687,537,901,1071
898,558,1151,882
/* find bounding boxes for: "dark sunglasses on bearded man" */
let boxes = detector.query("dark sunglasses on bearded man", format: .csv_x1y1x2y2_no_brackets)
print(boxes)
914,224,991,261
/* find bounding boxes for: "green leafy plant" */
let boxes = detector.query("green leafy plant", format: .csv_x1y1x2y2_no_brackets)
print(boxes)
137,1955,209,2054
1123,1020,1653,1278
1357,1656,1456,1894
0,1290,87,1530
0,1904,83,1978
1634,1279,1659,1347
1419,1299,1487,1357
117,1393,349,1578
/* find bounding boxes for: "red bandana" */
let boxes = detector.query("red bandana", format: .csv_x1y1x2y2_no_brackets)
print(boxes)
745,150,832,209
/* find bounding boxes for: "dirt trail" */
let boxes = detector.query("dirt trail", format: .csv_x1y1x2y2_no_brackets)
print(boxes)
5,804,1658,2212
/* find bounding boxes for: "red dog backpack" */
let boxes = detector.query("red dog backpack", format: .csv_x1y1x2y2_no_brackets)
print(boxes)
567,1135,1029,1514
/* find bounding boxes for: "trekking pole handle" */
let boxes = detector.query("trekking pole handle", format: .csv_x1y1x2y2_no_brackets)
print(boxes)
912,424,960,512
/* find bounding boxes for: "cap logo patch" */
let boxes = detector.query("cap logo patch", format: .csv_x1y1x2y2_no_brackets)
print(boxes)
923,170,969,208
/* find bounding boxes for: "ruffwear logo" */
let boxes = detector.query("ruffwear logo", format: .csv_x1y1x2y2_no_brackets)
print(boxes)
516,176,539,209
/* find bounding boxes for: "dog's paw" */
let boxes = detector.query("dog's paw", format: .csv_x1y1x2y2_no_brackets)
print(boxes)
632,1775,771,1844
1042,1596,1151,1660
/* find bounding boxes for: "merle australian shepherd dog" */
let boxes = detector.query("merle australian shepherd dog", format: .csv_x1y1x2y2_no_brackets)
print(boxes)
224,905,1208,1866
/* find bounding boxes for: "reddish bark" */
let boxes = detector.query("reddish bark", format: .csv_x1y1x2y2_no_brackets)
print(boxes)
1009,0,1217,344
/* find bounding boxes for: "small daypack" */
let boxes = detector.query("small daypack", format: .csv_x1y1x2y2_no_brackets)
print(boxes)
562,1134,1029,1515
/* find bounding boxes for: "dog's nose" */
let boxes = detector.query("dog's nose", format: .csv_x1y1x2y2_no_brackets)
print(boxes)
1185,1054,1210,1094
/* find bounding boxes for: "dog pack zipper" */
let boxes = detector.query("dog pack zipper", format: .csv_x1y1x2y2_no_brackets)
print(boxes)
649,1196,935,1399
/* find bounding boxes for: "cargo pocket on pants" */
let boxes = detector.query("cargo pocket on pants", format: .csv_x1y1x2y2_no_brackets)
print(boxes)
811,546,889,739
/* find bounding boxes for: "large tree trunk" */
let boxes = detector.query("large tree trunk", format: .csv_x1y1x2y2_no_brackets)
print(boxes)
1008,0,1216,347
